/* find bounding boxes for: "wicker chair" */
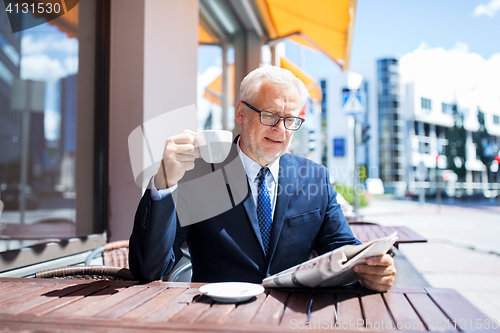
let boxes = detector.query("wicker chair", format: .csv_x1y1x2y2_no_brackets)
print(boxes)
27,265,136,281
85,240,129,267
84,240,192,281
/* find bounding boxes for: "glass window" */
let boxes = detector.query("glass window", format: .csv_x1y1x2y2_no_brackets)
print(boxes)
0,2,106,252
493,115,499,125
421,97,431,110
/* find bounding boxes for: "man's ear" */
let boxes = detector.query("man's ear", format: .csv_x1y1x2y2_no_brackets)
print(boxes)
236,101,244,124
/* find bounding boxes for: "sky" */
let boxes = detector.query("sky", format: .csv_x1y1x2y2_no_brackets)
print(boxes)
16,0,500,138
19,23,78,140
198,0,500,125
286,0,500,78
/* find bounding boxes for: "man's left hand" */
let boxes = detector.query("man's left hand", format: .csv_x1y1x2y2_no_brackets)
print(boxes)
353,254,396,292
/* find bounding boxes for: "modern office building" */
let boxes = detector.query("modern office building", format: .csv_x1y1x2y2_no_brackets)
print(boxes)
0,9,21,185
405,77,500,197
321,57,500,197
58,74,78,192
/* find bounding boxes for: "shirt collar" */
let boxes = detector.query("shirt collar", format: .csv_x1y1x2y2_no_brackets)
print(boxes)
236,137,280,183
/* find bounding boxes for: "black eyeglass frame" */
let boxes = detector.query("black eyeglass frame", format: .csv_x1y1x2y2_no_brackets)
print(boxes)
242,101,305,131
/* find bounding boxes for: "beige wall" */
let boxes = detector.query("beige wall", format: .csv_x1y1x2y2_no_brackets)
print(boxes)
108,0,198,241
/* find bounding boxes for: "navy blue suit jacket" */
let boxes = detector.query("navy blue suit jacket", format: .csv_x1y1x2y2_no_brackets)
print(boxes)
129,151,361,283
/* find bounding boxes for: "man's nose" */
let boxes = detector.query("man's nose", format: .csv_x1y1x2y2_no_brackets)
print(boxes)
273,118,287,132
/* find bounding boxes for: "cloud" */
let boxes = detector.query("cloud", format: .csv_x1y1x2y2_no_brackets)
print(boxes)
63,56,79,75
44,109,60,141
21,54,67,82
473,0,500,17
400,41,500,111
21,34,78,55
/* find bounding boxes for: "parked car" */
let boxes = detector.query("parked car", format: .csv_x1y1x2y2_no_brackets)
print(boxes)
0,184,39,210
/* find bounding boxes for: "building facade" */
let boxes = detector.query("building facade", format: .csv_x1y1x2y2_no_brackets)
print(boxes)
0,9,21,185
321,57,500,197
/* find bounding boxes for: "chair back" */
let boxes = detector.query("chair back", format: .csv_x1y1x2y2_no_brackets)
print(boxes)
85,240,129,268
103,240,129,268
31,265,135,280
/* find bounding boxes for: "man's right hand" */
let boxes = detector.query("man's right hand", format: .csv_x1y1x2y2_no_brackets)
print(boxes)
154,130,199,189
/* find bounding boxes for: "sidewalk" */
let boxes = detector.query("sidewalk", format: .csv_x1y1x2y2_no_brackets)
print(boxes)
359,197,500,321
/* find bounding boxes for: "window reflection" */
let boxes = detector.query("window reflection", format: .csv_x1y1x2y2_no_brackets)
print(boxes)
0,4,79,250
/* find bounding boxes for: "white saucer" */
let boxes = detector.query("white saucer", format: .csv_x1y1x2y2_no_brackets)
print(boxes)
198,282,265,303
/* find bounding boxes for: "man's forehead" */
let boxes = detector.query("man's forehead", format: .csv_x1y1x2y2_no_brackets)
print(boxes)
254,82,300,108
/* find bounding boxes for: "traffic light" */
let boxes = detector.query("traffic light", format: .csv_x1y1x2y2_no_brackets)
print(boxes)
361,124,370,143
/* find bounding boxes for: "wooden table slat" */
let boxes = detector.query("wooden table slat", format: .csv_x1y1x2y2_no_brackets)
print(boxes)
9,283,91,316
0,283,60,313
0,282,20,293
406,293,457,332
121,287,186,321
397,226,428,243
23,283,109,316
222,292,268,325
95,286,164,320
142,286,201,323
168,295,214,324
350,225,428,246
426,288,498,333
336,292,364,327
69,285,147,318
360,293,395,330
195,302,237,325
45,284,127,318
279,291,312,326
0,282,44,304
383,292,426,331
308,291,335,324
251,290,289,326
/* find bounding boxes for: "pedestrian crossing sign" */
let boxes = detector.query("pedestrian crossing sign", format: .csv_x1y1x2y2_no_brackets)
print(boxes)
342,90,364,115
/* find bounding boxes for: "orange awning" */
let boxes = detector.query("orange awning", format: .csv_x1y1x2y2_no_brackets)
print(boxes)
280,57,322,103
30,0,79,39
203,64,235,107
199,24,222,45
255,0,357,71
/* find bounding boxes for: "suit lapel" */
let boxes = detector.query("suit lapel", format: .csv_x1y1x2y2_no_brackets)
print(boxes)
267,155,292,265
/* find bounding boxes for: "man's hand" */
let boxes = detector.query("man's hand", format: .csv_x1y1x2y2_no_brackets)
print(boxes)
353,253,396,292
154,130,199,189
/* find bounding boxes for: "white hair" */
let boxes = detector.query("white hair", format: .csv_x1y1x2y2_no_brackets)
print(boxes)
238,66,308,110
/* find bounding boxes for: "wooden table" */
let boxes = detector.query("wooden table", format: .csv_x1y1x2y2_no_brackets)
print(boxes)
0,278,496,332
350,224,428,248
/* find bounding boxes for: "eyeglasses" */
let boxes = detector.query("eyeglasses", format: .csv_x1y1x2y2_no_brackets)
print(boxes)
242,101,305,131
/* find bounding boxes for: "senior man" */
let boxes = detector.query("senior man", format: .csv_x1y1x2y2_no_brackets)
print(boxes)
129,66,396,292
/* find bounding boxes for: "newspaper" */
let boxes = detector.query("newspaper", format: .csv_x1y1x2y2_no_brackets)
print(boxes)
262,232,398,288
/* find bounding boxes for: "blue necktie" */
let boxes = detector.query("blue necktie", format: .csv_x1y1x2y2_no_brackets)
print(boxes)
256,167,272,254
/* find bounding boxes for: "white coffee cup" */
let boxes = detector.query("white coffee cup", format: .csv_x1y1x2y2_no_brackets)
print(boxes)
196,130,233,163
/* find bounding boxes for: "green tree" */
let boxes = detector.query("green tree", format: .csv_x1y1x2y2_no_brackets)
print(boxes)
445,104,467,180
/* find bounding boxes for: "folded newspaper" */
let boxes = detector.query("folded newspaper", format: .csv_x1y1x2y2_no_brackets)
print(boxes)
263,232,398,288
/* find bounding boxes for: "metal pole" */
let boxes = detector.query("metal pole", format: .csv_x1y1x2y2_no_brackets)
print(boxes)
436,159,441,213
418,161,425,204
353,116,359,212
19,109,31,224
221,44,229,130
